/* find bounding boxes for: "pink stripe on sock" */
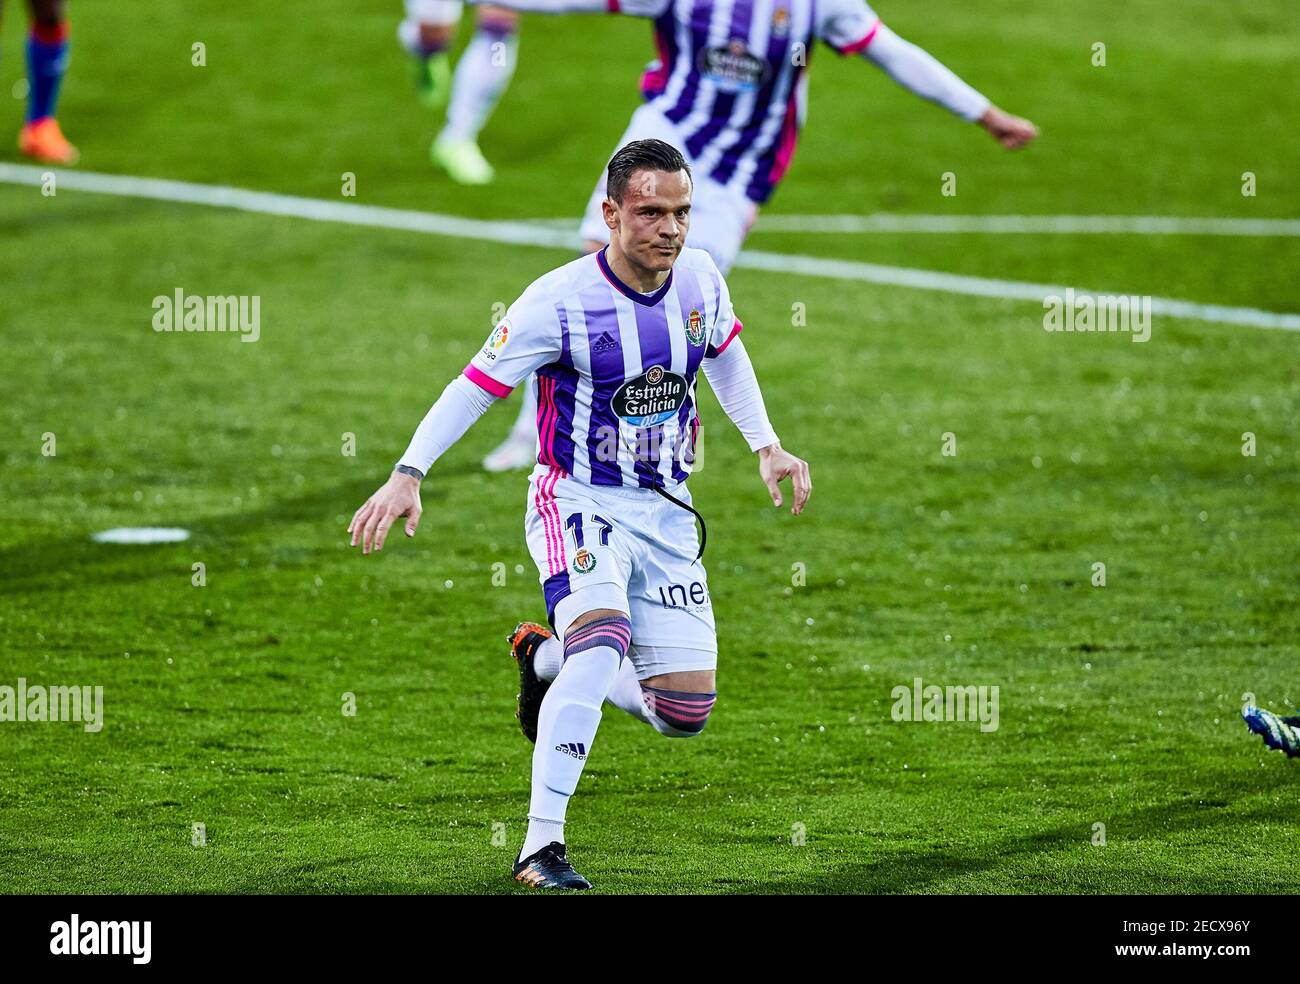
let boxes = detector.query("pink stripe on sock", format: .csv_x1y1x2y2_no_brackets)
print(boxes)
565,623,631,649
648,691,716,706
656,707,714,723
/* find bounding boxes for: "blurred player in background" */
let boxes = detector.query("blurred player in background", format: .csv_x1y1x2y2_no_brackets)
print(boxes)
398,0,519,184
479,0,1038,471
1243,704,1300,758
349,140,811,888
3,0,77,164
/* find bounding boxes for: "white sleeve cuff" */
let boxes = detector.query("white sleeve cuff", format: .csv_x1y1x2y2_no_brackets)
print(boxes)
397,374,497,476
700,338,779,452
863,24,990,123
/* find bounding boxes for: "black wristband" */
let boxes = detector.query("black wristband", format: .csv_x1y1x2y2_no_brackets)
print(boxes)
394,464,425,481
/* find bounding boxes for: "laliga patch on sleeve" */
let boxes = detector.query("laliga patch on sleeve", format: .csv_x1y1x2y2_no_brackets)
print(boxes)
481,320,510,362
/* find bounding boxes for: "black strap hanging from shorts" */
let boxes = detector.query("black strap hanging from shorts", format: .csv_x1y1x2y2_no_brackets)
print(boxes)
652,483,707,562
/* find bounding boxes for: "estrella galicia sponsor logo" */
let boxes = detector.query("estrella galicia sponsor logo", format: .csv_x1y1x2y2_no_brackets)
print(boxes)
555,742,587,759
481,320,510,362
572,548,597,574
685,308,706,346
657,579,711,612
50,914,152,964
611,364,688,426
697,39,770,92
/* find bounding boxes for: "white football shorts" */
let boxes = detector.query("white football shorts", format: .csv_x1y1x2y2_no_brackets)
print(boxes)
524,464,718,680
404,0,463,26
578,103,758,275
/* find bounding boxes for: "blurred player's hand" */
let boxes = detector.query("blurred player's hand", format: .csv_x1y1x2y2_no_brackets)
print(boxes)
348,471,423,554
979,106,1038,149
758,443,811,515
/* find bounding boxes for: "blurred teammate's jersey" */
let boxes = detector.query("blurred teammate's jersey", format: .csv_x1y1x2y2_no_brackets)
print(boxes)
615,0,880,203
463,246,742,490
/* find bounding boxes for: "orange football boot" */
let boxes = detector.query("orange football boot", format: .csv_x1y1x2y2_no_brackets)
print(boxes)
19,117,80,165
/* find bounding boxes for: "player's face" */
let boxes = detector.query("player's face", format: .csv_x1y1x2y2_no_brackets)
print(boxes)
606,168,692,275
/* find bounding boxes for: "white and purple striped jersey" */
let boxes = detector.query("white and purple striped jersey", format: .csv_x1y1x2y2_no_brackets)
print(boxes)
464,246,742,490
612,0,880,204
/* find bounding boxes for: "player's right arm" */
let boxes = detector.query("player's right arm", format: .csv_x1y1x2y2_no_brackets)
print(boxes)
820,0,1037,149
348,287,562,554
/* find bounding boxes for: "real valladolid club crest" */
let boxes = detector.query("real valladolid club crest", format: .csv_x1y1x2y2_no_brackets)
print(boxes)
572,548,597,574
771,6,790,38
685,308,706,346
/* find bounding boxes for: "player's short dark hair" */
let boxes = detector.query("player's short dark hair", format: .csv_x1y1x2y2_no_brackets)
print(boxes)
606,139,692,204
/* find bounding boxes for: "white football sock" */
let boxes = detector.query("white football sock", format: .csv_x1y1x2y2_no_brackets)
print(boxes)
532,635,563,683
439,27,518,143
520,815,564,860
520,645,620,860
604,658,654,726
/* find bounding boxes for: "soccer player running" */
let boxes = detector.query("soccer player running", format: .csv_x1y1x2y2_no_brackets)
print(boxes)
3,0,77,164
349,139,810,889
481,0,1038,470
398,0,520,184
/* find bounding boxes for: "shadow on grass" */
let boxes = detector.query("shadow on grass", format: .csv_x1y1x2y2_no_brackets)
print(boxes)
719,778,1294,894
0,463,489,597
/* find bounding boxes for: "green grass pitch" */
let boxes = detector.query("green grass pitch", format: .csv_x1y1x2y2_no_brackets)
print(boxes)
0,0,1297,893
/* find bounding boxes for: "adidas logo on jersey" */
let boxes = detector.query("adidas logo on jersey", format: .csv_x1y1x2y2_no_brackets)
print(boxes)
555,742,587,759
591,332,619,354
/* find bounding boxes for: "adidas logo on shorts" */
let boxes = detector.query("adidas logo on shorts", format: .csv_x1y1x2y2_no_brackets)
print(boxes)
555,742,587,759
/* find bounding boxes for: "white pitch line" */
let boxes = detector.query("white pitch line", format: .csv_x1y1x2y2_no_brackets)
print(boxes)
747,213,1300,237
736,250,1300,331
0,163,580,250
4,163,1298,332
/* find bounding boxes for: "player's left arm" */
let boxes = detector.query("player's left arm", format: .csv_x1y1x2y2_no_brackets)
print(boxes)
822,2,1037,149
700,333,811,516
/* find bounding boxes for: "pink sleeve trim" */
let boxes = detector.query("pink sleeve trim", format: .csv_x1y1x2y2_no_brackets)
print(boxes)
464,364,513,398
839,19,880,55
711,318,743,357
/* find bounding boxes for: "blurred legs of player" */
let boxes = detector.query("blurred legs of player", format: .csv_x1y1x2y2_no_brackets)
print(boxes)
10,0,77,165
398,0,518,186
482,105,756,472
1242,704,1300,758
397,0,457,109
509,475,718,889
432,5,517,185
